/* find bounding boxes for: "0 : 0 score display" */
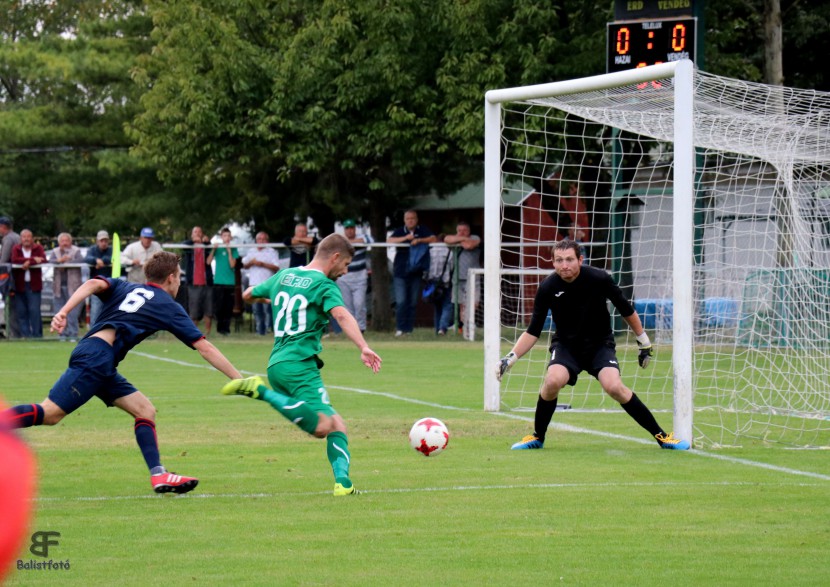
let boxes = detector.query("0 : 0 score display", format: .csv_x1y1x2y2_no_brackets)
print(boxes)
607,17,696,74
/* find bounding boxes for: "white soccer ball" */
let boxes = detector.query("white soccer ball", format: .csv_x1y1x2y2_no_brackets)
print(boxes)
409,417,449,457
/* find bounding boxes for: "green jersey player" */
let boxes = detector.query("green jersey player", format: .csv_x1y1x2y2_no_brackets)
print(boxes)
221,233,382,496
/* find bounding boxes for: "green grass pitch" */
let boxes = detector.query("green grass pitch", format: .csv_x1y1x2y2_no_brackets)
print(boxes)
2,333,829,586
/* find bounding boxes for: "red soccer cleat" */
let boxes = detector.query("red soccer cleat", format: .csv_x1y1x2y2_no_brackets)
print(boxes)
151,472,199,494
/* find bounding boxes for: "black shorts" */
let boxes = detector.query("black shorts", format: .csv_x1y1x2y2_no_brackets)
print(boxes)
188,285,214,321
547,342,620,386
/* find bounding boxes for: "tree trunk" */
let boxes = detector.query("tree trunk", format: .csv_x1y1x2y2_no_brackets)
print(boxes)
764,0,783,86
369,204,393,331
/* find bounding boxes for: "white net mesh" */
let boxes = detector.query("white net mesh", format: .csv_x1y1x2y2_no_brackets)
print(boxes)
491,67,830,447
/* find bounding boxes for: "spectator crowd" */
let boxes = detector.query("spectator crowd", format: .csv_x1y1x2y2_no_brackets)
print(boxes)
0,214,489,340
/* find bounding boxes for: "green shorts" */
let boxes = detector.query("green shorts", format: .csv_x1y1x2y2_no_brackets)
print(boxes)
266,358,337,418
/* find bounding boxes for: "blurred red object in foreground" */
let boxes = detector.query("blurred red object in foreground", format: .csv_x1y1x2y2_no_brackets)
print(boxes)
0,398,37,583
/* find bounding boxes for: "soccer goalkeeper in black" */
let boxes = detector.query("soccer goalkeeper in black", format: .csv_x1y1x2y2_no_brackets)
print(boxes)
497,240,690,451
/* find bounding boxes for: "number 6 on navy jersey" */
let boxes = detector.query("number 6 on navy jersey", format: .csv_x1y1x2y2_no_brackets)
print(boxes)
118,288,155,313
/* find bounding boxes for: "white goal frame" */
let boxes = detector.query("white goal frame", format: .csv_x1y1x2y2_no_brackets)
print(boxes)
482,61,695,443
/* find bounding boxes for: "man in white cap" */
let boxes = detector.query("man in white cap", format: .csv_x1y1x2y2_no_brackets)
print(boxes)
121,227,163,283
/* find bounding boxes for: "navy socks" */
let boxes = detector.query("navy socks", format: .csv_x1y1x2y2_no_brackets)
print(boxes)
2,404,45,428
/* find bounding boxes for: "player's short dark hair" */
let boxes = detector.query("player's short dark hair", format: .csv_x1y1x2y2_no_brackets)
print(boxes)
315,233,355,260
552,239,582,258
144,251,181,283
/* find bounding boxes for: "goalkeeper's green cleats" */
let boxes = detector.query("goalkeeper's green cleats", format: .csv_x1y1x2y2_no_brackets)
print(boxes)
221,376,265,399
333,482,359,496
656,432,690,450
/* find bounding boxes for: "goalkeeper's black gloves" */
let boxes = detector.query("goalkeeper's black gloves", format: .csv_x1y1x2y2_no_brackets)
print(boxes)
636,332,653,369
496,352,518,381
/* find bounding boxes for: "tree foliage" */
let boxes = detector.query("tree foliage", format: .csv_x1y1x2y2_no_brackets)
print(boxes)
704,0,830,90
0,1,149,149
129,0,613,231
3,0,830,244
0,0,234,239
127,0,616,327
1,0,153,237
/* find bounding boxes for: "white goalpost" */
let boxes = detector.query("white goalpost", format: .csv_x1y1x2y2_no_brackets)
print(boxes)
483,60,830,448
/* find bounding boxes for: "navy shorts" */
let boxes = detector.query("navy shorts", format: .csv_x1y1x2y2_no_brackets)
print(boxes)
48,337,138,414
548,342,620,386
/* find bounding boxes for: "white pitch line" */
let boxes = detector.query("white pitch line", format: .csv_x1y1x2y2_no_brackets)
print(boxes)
130,351,261,376
35,480,827,503
130,352,830,482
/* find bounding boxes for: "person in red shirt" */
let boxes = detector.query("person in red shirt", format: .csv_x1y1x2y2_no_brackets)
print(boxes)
10,229,46,338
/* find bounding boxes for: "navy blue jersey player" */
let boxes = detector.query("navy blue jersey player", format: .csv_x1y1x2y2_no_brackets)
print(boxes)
0,252,243,494
497,240,690,451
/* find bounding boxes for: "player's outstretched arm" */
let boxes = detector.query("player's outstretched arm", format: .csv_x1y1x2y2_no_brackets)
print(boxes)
496,332,538,381
193,338,243,380
50,278,108,334
330,306,382,373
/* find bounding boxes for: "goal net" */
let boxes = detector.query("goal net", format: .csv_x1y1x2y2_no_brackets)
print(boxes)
483,61,830,448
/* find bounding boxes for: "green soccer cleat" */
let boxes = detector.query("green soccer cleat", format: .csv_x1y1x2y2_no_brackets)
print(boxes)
656,432,690,450
333,483,359,496
221,376,266,399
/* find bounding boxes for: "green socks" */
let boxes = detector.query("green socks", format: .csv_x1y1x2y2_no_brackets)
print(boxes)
327,431,352,486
